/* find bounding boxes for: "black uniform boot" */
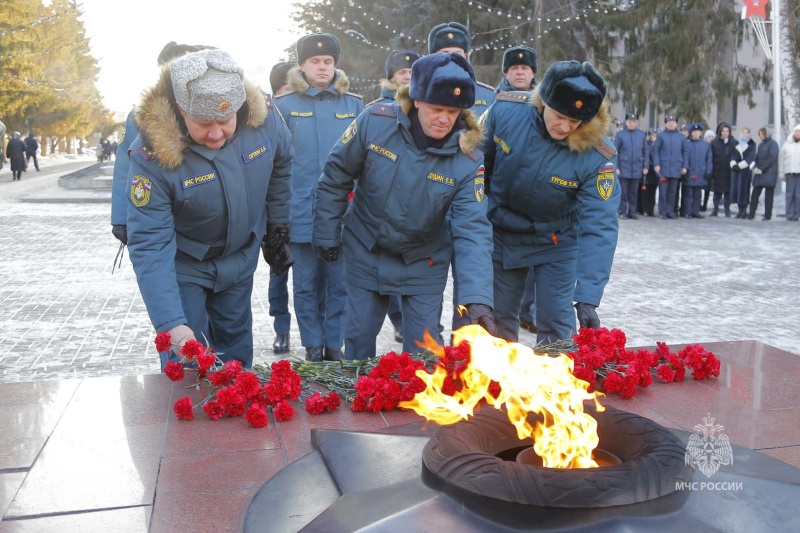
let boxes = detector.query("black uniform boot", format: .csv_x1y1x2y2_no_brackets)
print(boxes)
272,332,290,354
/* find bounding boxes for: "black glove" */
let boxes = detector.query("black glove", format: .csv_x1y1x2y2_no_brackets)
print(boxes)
111,225,128,245
313,245,340,262
575,302,600,329
266,223,290,251
466,303,497,336
263,242,294,276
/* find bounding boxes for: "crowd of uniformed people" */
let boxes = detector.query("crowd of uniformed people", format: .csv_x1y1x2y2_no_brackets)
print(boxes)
111,23,628,368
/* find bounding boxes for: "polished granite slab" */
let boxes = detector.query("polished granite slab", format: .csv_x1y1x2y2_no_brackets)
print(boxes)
0,340,797,531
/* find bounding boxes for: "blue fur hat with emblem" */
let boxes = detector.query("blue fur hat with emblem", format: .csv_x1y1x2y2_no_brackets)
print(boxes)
502,45,538,73
296,33,340,65
410,52,476,109
427,22,471,54
385,50,420,80
538,60,606,122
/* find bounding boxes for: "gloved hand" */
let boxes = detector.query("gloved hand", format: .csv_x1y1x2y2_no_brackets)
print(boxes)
738,160,749,170
753,168,763,175
111,225,128,245
262,241,294,275
266,223,290,252
314,245,340,262
729,160,737,169
575,303,600,329
466,303,497,336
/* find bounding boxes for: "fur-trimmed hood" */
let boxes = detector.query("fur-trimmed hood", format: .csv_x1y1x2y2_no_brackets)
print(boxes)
531,88,612,154
396,84,484,156
135,65,267,170
286,65,351,95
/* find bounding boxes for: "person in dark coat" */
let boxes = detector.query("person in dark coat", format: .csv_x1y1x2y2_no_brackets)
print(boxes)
652,115,687,219
496,45,537,92
709,122,734,216
24,133,40,171
6,131,27,180
614,112,649,219
729,127,756,218
748,127,780,220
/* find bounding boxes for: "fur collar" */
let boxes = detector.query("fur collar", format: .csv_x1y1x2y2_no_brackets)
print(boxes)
286,65,351,95
380,78,399,92
396,85,484,156
135,65,267,170
531,89,612,154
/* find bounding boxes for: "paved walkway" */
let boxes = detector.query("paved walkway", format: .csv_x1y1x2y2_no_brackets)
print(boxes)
0,159,798,383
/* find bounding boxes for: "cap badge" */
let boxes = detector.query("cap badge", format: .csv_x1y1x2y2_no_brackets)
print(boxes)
317,41,323,48
454,87,461,96
518,52,524,58
405,55,410,61
447,32,454,39
219,101,230,112
575,100,583,109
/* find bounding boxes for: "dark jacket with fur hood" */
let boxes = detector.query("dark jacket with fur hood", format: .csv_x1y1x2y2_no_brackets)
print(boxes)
126,65,293,332
312,85,493,306
481,87,619,307
274,66,363,243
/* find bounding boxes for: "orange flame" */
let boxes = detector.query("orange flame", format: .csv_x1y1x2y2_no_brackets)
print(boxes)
401,325,605,469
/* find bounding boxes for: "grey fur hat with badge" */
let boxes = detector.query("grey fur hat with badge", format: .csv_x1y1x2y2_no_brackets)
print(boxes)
170,49,246,121
409,52,475,109
296,33,340,65
427,22,471,54
538,60,606,122
502,45,538,73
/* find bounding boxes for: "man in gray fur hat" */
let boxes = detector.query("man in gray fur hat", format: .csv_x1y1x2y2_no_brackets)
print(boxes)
126,49,294,369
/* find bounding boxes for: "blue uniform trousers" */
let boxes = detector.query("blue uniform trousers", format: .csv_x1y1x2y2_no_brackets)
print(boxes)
450,251,471,331
658,178,680,216
289,242,346,350
618,177,640,217
520,268,536,326
345,284,443,360
268,270,291,334
158,274,254,369
493,255,577,344
683,187,703,217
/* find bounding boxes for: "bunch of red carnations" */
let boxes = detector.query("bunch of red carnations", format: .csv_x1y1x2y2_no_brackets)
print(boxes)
351,350,428,412
156,332,340,427
569,327,721,399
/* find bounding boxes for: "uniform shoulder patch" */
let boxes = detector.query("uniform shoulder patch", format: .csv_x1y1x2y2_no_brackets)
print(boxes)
341,119,358,144
369,105,396,118
596,161,616,201
263,94,276,108
594,137,617,159
496,91,530,104
130,174,152,207
346,92,364,99
474,165,485,202
131,146,154,161
465,147,483,162
273,91,293,100
476,81,498,92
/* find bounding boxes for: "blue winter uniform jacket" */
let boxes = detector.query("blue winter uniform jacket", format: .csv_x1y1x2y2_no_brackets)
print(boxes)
652,129,688,178
111,110,138,225
366,80,399,108
473,81,498,118
614,127,649,179
126,75,293,332
312,87,493,306
483,90,620,307
684,138,712,188
274,67,363,243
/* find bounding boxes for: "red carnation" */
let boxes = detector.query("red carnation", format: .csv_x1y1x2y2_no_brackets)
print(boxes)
208,369,233,387
164,361,184,382
223,360,243,376
488,380,502,398
305,393,327,415
203,399,224,420
235,372,262,400
181,339,205,359
620,374,639,399
198,352,216,372
274,400,295,422
656,364,676,383
244,404,269,428
155,331,172,353
325,392,341,411
217,385,246,417
351,395,368,412
602,372,623,394
173,396,194,420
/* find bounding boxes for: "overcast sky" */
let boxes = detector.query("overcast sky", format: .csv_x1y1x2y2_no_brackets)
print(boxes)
78,0,302,116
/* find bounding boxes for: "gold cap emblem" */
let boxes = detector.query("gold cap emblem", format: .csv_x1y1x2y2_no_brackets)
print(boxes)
454,87,461,96
405,55,410,61
447,32,454,39
219,101,230,112
317,41,323,48
518,52,524,58
575,100,583,109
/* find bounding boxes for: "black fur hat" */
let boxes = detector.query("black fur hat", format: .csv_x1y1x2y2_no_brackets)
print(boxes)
157,42,213,66
269,61,297,93
538,60,606,122
385,50,420,80
427,22,470,54
502,46,538,73
409,52,475,109
296,33,340,65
